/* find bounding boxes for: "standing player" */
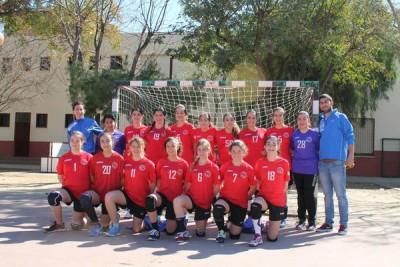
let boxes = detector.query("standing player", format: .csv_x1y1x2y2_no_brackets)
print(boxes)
144,106,173,165
213,140,256,243
239,110,267,166
80,133,124,236
173,138,221,242
291,111,319,231
215,113,240,166
145,137,189,240
45,131,92,232
104,137,156,236
67,101,103,154
265,107,294,227
192,112,217,161
171,104,195,164
124,107,148,146
248,135,290,247
96,114,125,155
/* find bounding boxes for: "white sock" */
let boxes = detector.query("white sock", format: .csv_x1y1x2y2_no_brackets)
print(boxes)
253,219,261,235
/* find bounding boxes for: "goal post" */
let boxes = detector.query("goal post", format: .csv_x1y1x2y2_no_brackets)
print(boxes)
112,80,320,131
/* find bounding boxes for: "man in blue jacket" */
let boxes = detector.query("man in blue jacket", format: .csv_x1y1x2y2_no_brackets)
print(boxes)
317,94,355,235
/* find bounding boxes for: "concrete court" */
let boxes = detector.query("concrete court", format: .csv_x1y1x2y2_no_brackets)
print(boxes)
0,171,399,267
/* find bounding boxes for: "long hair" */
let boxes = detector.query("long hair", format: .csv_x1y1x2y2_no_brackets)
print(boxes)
223,113,240,139
192,138,211,169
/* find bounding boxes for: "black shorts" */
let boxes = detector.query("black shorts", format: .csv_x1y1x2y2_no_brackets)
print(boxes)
156,193,176,220
61,187,84,212
187,195,211,221
258,196,285,221
120,190,146,219
216,198,247,227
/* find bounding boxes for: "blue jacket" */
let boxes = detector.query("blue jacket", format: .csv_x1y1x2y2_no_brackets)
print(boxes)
319,109,355,161
67,117,103,153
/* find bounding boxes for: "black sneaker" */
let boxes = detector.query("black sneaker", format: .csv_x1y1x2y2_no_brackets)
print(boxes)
45,221,66,233
147,229,161,241
316,223,333,232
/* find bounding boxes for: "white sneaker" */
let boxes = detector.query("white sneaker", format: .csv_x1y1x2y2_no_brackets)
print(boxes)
123,210,132,219
175,230,191,243
248,234,263,247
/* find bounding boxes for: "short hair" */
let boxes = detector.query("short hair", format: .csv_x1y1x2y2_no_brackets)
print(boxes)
164,137,183,155
229,139,248,155
102,114,115,124
273,107,285,115
72,101,84,110
70,131,86,143
319,93,333,102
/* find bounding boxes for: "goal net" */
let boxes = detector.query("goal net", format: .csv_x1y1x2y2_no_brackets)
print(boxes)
112,80,319,130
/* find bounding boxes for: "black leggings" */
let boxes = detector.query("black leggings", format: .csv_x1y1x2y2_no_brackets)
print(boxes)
293,173,318,224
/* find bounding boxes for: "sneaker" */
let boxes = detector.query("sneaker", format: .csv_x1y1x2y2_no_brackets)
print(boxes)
248,234,263,247
338,224,348,235
306,224,316,231
280,219,287,228
71,223,84,231
44,221,65,233
316,223,333,232
123,210,132,219
147,229,161,241
295,221,306,231
175,230,191,243
105,223,120,237
216,230,226,243
88,223,103,237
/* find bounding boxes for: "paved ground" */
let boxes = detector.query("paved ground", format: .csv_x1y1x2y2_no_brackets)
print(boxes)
0,171,399,267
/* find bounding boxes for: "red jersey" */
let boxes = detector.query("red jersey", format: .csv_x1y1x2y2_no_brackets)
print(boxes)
186,160,220,209
57,151,92,199
90,152,124,201
171,122,195,164
192,127,217,161
215,129,235,165
124,125,148,158
156,157,189,201
144,127,172,165
219,161,256,208
124,157,156,207
254,157,290,207
265,126,294,168
239,128,267,167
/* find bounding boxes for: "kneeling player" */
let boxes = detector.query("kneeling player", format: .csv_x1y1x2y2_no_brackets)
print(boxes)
173,138,220,242
145,137,189,240
80,133,124,236
248,135,290,247
45,131,92,232
213,140,256,243
104,137,156,236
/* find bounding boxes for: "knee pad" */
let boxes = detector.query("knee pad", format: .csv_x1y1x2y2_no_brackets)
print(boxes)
229,232,241,240
48,191,62,206
212,204,225,219
145,195,157,212
79,193,93,210
250,202,262,220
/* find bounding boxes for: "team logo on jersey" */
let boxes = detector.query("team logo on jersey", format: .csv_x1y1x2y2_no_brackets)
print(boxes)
80,159,89,165
204,170,211,178
177,169,183,176
139,164,146,171
283,132,290,138
240,171,247,178
277,167,284,174
183,130,189,135
112,162,118,169
96,161,104,164
306,137,312,143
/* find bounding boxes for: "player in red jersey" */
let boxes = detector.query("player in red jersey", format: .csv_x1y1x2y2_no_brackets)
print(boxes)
248,135,290,247
171,104,195,164
145,137,189,240
79,133,124,236
239,110,267,166
173,138,221,242
124,107,148,157
213,140,256,243
45,131,93,232
265,107,294,227
144,106,173,165
104,137,157,236
192,112,217,161
215,113,240,166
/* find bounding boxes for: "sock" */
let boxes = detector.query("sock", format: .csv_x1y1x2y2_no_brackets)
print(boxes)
253,219,261,235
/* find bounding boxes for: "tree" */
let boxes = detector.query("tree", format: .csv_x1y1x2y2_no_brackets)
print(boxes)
174,0,398,117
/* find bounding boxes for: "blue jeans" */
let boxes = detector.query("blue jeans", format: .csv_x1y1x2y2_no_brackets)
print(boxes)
318,160,348,227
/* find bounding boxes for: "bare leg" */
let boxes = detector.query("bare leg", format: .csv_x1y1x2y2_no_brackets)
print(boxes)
49,189,72,224
104,190,126,224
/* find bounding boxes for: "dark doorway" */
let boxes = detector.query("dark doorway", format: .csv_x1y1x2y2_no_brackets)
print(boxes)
14,112,31,157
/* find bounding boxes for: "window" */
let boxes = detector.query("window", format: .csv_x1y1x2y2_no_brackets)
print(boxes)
36,113,48,128
65,114,74,128
0,113,10,127
351,118,374,155
21,57,32,71
110,56,122,69
2,57,12,73
40,57,51,71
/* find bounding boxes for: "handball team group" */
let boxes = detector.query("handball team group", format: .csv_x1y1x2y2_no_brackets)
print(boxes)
46,93,355,247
